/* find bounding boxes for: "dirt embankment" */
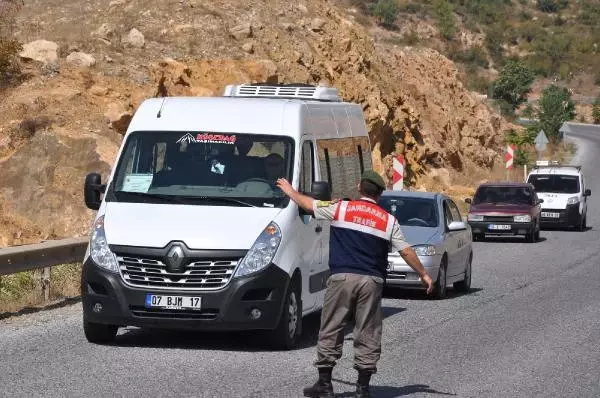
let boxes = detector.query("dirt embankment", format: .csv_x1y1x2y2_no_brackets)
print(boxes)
0,0,511,246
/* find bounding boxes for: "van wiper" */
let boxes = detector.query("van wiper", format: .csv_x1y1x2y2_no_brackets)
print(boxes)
114,191,192,204
196,196,258,208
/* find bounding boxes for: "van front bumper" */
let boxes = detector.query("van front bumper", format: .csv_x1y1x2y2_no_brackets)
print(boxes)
81,258,290,331
540,204,580,227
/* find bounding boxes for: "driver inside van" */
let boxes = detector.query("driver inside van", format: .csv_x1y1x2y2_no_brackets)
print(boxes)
264,153,285,186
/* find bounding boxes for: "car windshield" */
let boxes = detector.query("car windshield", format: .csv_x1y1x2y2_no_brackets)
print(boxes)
106,131,295,207
527,174,579,194
378,197,438,228
473,186,534,205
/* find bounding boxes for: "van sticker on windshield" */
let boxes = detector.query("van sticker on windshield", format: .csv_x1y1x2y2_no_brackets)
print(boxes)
122,174,153,193
196,133,237,144
177,133,197,144
176,133,237,145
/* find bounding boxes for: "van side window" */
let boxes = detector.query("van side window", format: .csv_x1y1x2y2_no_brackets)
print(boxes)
300,140,315,193
316,137,364,199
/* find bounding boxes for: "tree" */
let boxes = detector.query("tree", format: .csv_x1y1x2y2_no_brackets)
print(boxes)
491,61,535,110
434,0,456,40
593,95,600,125
370,0,399,27
537,84,576,143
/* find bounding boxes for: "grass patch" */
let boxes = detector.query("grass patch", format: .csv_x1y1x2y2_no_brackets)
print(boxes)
0,263,82,314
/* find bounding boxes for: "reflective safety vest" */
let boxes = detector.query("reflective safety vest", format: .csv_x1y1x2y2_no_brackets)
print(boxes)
329,199,395,278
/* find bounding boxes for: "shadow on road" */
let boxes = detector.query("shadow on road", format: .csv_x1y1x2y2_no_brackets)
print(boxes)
109,305,407,352
383,287,483,301
332,378,456,397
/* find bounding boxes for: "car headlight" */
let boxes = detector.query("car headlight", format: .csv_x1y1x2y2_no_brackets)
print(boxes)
468,214,484,222
235,222,281,277
567,196,579,205
514,214,532,222
90,216,119,273
412,245,437,256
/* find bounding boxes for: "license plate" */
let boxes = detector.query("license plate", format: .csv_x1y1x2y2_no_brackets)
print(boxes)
145,294,201,310
488,224,511,230
542,212,560,218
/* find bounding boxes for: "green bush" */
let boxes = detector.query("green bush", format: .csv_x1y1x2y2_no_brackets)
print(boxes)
491,60,535,109
434,0,456,40
0,0,23,78
537,0,568,13
370,0,400,27
537,84,576,143
450,45,489,68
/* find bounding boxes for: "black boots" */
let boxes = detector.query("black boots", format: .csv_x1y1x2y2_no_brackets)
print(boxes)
355,370,372,398
303,367,334,398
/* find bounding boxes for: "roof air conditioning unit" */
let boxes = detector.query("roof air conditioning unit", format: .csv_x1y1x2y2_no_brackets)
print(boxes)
223,83,341,102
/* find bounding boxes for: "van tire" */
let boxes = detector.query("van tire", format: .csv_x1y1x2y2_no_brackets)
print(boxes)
270,278,301,350
83,320,118,344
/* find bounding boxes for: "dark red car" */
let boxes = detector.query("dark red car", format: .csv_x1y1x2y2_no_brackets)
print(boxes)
465,182,543,242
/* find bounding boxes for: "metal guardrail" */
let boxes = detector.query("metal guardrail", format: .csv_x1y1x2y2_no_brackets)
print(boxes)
0,237,88,276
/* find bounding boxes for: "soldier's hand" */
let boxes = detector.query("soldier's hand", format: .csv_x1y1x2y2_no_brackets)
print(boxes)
276,178,295,196
421,273,433,294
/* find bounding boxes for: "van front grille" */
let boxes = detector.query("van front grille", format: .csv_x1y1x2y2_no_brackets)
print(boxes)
130,306,219,320
118,256,239,291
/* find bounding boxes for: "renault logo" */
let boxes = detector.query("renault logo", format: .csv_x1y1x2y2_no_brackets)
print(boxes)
166,245,185,272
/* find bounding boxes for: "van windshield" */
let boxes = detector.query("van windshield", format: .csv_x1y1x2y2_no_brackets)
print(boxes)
106,131,295,207
473,186,534,205
527,174,579,194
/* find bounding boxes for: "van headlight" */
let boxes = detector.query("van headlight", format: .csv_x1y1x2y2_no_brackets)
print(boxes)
567,196,580,205
412,245,437,256
90,216,119,273
235,222,282,277
468,214,484,222
514,215,532,222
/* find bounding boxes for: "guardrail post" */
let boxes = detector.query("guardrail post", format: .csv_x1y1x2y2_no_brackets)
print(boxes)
41,267,51,302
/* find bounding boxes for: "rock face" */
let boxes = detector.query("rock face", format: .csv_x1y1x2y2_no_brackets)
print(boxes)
0,0,511,246
19,40,58,64
122,28,145,48
66,52,96,67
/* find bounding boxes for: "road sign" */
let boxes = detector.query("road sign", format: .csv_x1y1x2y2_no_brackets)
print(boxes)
392,155,405,190
505,144,516,169
535,130,549,152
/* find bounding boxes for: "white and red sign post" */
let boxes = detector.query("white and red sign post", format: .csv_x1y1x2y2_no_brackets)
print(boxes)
392,154,405,191
505,144,516,180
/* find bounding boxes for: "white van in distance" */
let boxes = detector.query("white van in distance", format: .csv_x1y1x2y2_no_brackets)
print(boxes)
81,83,373,349
526,164,591,230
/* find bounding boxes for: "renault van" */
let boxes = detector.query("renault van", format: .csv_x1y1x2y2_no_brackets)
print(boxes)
526,164,591,230
81,84,373,349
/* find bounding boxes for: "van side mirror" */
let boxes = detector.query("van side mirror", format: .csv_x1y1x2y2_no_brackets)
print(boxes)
84,172,105,210
310,181,332,201
464,198,472,204
584,189,591,197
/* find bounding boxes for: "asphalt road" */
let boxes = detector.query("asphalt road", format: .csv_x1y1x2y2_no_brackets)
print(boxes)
1,130,599,398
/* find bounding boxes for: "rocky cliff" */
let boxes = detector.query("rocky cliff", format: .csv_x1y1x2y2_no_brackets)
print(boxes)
0,0,510,246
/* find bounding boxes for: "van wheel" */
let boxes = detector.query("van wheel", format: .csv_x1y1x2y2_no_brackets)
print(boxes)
83,320,118,344
431,257,447,300
270,279,301,350
454,254,472,293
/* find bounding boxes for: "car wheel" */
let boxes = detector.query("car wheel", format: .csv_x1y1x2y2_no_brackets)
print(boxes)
454,254,472,293
83,320,118,344
431,257,448,300
270,278,301,350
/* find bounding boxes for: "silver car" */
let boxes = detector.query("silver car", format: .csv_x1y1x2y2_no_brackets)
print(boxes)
378,191,473,299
